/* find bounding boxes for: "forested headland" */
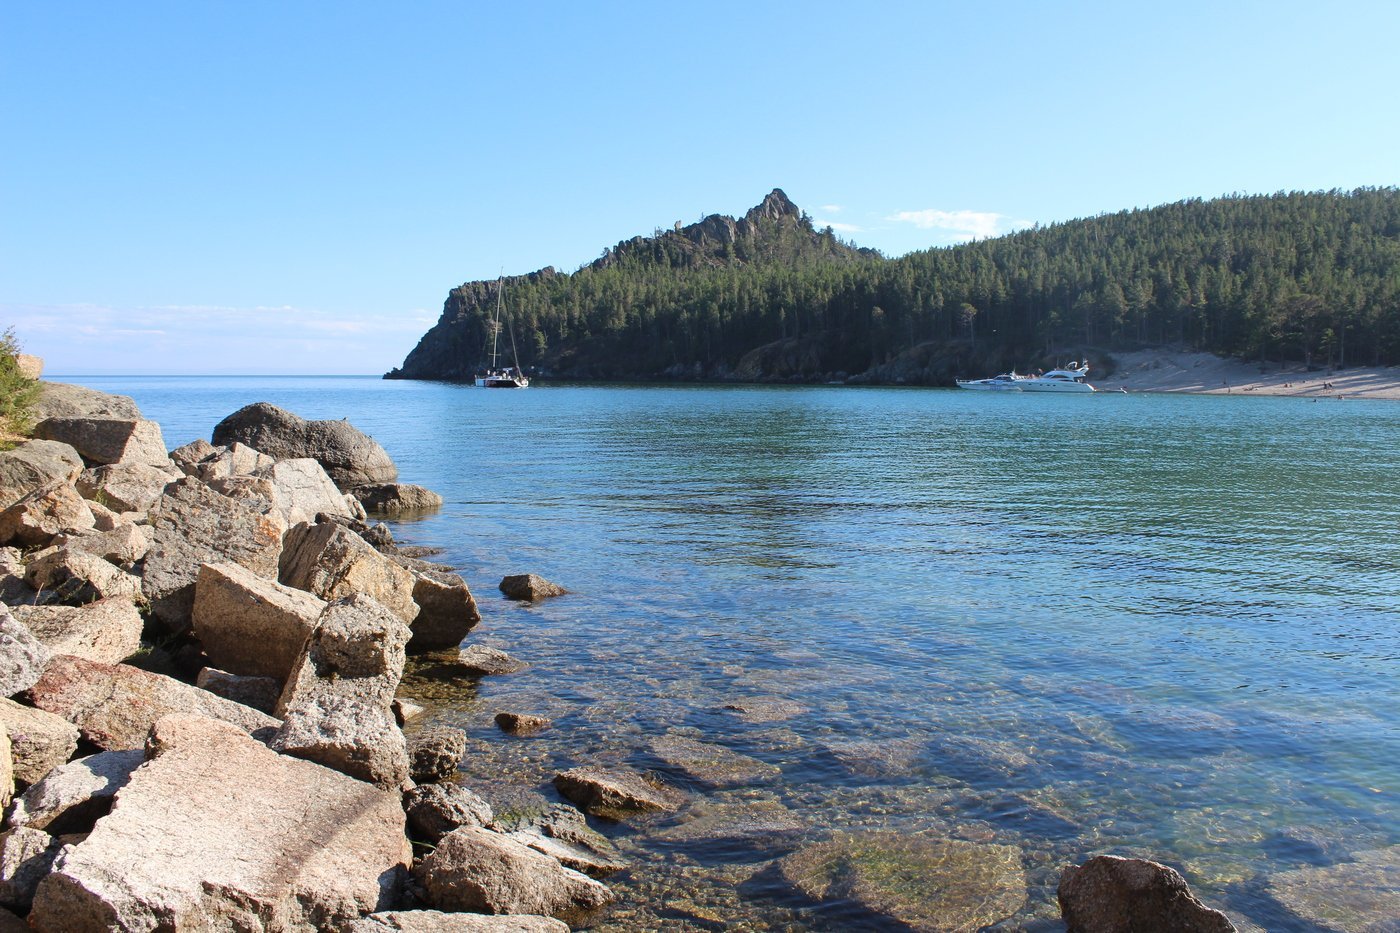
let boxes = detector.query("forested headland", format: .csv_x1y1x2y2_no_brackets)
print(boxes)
386,187,1400,384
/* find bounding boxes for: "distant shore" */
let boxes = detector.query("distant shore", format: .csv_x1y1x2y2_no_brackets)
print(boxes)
1106,350,1400,399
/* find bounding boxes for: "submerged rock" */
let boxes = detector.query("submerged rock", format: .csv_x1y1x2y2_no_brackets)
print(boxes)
1058,855,1235,933
1268,846,1400,933
649,732,780,788
780,832,1027,932
553,766,686,821
458,644,527,675
347,911,568,932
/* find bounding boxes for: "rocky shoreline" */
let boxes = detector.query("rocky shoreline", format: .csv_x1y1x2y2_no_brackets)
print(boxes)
0,367,1245,930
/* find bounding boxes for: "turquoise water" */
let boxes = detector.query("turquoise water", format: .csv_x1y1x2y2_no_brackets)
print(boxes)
62,376,1400,930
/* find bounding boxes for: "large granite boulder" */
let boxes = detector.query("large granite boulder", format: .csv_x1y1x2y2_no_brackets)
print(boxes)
412,826,614,924
50,522,150,568
271,595,411,788
75,461,179,513
0,607,50,697
263,457,353,525
401,565,480,650
168,438,218,475
403,782,494,843
7,749,144,834
25,655,279,750
213,403,398,490
552,767,687,821
0,548,38,606
30,384,140,422
0,827,68,912
23,547,142,606
192,441,274,481
280,521,418,625
141,476,284,631
406,726,467,784
0,732,10,809
33,418,169,468
352,483,444,516
780,833,1027,932
29,714,411,932
11,598,143,665
348,912,569,932
192,561,326,681
195,667,282,714
0,441,83,511
0,483,95,547
0,698,79,785
1058,855,1236,932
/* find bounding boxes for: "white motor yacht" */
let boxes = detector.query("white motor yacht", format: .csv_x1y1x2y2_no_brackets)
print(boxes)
955,371,1029,390
1017,362,1096,393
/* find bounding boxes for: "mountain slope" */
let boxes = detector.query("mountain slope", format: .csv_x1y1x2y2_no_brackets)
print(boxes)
387,187,1400,383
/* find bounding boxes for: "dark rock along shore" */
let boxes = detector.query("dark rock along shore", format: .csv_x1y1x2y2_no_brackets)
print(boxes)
0,371,1248,931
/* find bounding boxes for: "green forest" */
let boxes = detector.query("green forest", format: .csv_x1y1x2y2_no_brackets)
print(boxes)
387,187,1400,384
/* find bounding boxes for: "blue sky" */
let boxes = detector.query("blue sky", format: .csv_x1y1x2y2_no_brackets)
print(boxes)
3,1,1397,374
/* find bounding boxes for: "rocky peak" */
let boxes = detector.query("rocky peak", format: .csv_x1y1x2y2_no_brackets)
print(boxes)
745,188,801,224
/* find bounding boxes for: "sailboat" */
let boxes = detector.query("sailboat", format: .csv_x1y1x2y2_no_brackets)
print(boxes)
474,277,530,388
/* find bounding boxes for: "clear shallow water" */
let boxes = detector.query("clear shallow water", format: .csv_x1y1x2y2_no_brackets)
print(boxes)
63,376,1400,930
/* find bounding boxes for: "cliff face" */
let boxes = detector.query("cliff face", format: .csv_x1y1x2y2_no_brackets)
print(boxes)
385,189,873,382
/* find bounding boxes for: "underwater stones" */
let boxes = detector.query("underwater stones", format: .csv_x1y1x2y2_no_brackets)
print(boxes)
780,832,1028,932
458,644,527,676
495,712,551,734
347,912,568,932
1268,847,1400,933
721,695,807,723
653,795,804,850
496,804,627,879
648,733,780,789
498,574,567,601
1058,855,1236,933
552,766,686,821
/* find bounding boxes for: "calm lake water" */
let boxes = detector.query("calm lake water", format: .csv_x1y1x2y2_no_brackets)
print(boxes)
61,376,1400,930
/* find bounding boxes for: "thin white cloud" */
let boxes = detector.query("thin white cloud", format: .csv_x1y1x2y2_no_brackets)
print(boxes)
1,302,434,375
886,209,1030,244
819,204,843,213
815,219,864,234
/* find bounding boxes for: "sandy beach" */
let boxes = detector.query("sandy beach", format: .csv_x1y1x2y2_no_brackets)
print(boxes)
1106,350,1400,400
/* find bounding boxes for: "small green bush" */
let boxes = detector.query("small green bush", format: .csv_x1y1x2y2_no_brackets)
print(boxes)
1,327,41,447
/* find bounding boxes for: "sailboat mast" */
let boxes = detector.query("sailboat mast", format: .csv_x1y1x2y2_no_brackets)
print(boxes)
489,278,504,369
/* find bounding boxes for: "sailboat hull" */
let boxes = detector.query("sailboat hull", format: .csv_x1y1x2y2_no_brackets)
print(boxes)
475,374,529,388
